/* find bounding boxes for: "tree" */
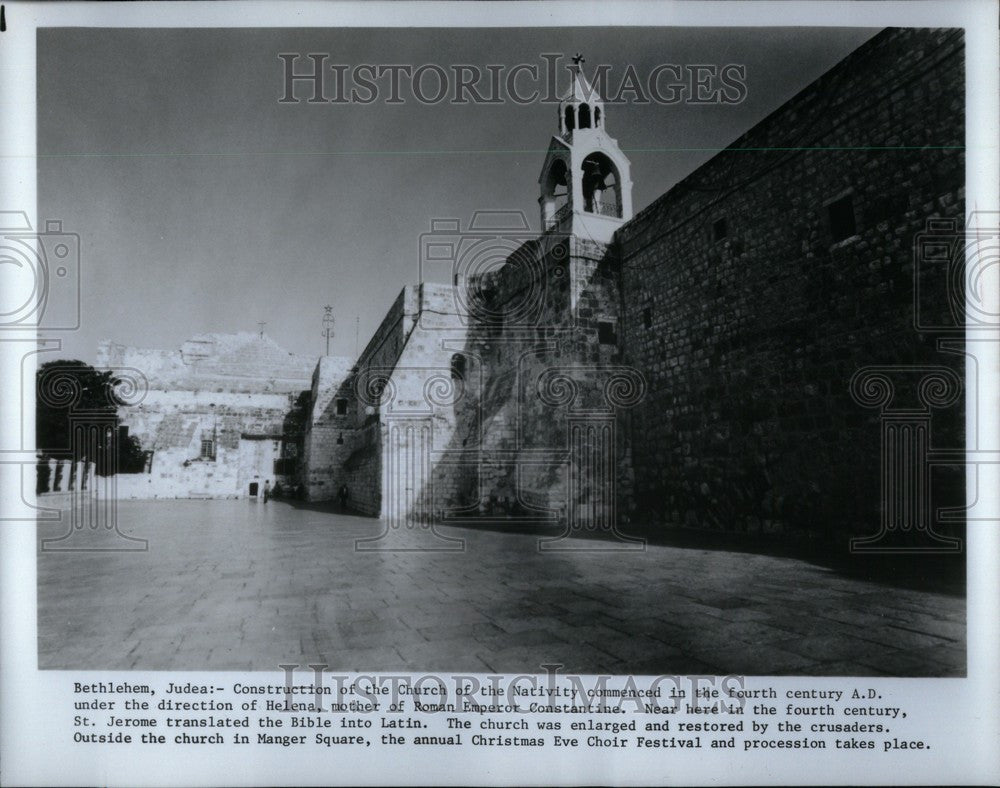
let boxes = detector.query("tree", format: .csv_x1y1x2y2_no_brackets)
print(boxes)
116,433,147,474
36,360,139,476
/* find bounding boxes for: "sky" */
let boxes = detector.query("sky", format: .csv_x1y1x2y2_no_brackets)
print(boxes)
37,26,878,363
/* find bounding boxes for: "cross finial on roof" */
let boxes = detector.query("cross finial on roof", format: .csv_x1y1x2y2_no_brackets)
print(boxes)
572,53,585,68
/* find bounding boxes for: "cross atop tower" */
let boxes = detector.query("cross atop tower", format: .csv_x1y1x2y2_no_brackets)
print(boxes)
556,55,604,136
322,305,335,356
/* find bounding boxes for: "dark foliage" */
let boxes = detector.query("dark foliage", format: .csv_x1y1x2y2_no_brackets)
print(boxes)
36,360,145,476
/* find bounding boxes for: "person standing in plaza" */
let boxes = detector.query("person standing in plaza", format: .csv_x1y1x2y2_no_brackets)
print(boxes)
263,479,271,503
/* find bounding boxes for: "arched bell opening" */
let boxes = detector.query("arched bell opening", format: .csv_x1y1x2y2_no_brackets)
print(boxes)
581,152,622,218
579,103,592,129
564,106,576,133
541,158,571,229
594,107,602,127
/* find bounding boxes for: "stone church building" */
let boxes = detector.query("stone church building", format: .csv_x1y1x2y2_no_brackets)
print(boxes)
107,28,965,543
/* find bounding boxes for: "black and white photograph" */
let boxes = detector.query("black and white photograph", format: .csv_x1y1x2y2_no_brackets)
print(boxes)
30,22,971,677
1,1,998,786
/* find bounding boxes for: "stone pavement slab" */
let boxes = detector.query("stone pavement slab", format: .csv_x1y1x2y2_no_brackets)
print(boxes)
36,500,966,676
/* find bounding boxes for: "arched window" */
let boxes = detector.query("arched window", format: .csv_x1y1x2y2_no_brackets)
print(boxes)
594,107,602,127
564,106,575,132
580,152,622,218
450,353,466,381
541,158,570,229
545,160,569,208
579,103,591,129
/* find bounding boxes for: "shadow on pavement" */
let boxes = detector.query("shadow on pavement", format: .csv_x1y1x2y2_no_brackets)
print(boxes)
267,498,965,598
441,517,965,598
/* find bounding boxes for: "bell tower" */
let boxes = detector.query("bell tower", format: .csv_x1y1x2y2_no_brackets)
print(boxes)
538,54,633,244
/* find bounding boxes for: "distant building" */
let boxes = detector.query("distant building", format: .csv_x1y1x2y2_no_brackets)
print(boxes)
97,332,321,499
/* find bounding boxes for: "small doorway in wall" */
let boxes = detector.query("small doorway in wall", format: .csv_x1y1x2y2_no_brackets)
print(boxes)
249,482,259,497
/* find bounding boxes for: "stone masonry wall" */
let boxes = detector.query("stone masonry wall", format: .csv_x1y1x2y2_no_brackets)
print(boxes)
377,283,469,521
301,355,356,501
339,287,414,513
101,333,316,499
97,332,315,393
303,286,424,511
112,389,295,498
423,232,638,527
617,28,965,539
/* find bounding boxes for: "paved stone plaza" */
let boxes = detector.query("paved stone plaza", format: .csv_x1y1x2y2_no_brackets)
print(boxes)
37,500,965,676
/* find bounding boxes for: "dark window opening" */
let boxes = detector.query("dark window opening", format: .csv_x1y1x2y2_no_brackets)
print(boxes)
598,321,617,345
594,107,602,126
543,159,570,228
564,105,575,132
712,217,728,242
579,103,591,129
200,439,215,460
273,457,298,475
335,398,348,416
643,307,652,329
450,353,466,380
581,152,622,217
828,195,857,242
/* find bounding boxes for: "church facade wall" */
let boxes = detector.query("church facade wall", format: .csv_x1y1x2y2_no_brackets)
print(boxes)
617,27,965,537
418,233,638,528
